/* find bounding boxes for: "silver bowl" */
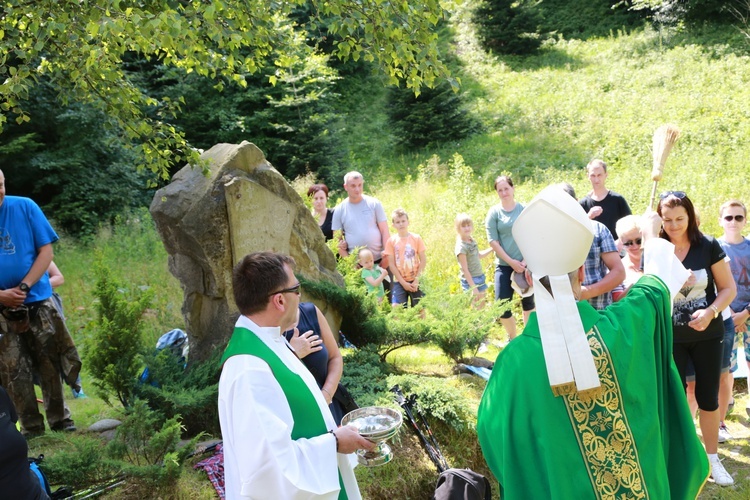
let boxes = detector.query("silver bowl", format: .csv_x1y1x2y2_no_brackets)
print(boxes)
341,406,403,466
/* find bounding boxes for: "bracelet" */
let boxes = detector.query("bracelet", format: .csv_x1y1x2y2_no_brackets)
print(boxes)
709,305,719,319
329,430,339,452
322,388,331,399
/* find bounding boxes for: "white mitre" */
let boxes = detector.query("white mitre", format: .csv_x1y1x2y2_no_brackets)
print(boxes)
512,185,600,396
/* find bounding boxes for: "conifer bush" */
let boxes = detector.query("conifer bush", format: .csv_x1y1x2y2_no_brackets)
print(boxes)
386,80,481,150
473,0,547,55
84,259,153,408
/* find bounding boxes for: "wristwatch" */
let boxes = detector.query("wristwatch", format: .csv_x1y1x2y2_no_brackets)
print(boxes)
19,282,30,293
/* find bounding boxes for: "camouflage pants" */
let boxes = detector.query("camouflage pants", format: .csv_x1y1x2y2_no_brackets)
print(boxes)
0,298,82,433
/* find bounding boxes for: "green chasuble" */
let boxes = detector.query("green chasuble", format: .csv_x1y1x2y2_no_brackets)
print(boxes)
221,327,348,500
477,275,708,500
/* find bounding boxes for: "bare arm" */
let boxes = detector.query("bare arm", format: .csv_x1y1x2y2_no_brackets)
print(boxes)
412,250,426,291
23,243,54,288
335,230,348,257
363,267,388,287
710,259,737,312
1,244,54,307
377,220,391,269
316,307,343,405
389,260,408,288
457,253,479,294
489,240,525,273
688,259,737,332
479,247,494,259
579,251,626,300
48,261,64,288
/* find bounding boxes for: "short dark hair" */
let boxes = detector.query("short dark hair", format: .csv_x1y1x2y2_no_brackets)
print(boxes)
657,192,702,245
307,183,329,198
233,252,295,315
556,182,577,200
494,175,514,190
586,159,607,173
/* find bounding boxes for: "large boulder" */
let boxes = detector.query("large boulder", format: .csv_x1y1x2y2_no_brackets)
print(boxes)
150,142,343,364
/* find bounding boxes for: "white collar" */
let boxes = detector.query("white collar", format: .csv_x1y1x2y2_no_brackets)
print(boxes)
237,315,284,343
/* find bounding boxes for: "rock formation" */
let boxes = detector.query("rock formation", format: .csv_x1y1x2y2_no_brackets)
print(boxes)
150,141,343,364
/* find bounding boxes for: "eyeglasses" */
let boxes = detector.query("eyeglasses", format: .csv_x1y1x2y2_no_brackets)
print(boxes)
268,283,301,297
659,191,687,200
622,238,642,247
723,215,745,222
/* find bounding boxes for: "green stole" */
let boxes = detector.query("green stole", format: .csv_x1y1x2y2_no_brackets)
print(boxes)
221,326,348,500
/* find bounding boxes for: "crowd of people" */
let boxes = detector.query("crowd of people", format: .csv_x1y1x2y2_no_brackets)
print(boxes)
4,160,748,498
217,165,748,498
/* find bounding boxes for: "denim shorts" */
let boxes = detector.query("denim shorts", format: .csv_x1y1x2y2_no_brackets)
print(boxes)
494,265,535,319
392,281,424,307
460,275,488,292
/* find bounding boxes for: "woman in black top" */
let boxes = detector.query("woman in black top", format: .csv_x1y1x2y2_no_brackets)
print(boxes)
308,184,335,241
283,303,345,424
657,191,736,486
0,385,48,499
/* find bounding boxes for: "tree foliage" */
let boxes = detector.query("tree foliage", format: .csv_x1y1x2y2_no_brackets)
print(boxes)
0,81,154,236
473,0,548,55
386,79,482,150
630,0,733,21
0,0,452,179
136,27,349,184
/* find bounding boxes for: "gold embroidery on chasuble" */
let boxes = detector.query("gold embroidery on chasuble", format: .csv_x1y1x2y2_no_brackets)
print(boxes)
561,327,648,500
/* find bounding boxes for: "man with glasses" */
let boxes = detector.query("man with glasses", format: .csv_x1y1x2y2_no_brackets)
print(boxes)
718,200,750,418
219,251,373,499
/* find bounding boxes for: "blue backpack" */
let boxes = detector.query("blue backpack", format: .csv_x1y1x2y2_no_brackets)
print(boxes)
29,455,73,500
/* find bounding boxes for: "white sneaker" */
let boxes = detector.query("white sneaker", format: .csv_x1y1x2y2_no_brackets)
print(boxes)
709,455,734,486
718,423,732,443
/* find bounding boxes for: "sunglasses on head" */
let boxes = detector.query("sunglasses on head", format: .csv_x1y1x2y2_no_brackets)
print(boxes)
659,191,687,200
723,215,745,222
622,238,642,247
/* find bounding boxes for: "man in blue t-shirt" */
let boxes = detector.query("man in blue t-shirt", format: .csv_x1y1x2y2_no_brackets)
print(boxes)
0,170,81,436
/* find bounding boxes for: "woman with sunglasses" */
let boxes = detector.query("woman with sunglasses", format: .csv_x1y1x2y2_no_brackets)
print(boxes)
657,191,737,486
615,215,644,290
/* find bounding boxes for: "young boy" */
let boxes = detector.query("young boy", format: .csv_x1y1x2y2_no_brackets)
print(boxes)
383,209,426,307
455,213,493,308
358,248,388,302
717,200,750,418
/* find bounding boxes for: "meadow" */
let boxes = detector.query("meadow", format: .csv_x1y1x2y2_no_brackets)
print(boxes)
25,3,750,498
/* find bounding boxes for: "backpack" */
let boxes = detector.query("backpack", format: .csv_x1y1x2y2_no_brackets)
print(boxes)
29,455,73,500
432,468,492,500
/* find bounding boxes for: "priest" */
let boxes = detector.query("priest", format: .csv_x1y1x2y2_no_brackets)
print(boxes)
219,252,373,499
477,186,709,499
